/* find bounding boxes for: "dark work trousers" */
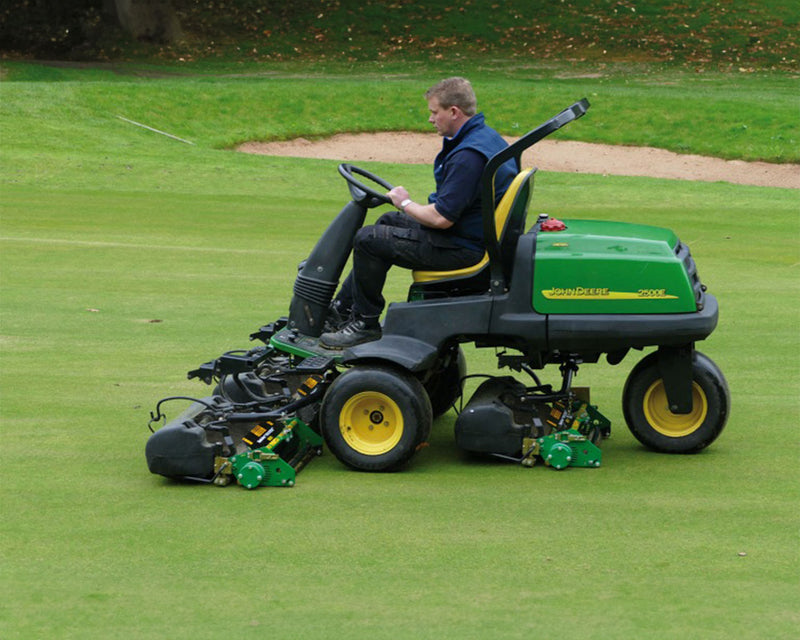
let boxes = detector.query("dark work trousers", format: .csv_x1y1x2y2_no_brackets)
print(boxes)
335,211,484,320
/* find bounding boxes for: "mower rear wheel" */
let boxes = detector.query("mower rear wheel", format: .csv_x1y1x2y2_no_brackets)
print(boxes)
622,351,729,453
425,346,467,418
321,365,432,471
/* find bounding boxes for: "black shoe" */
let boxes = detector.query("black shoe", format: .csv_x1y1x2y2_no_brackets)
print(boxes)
323,301,351,333
320,316,381,349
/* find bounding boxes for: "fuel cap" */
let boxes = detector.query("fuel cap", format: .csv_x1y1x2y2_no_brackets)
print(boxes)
541,218,567,232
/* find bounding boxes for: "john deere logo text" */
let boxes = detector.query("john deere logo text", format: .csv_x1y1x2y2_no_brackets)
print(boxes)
542,287,677,300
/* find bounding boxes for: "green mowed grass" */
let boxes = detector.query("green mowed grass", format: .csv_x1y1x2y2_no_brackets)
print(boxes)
1,66,799,638
2,172,798,639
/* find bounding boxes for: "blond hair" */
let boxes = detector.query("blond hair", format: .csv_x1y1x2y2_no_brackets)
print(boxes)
425,77,477,116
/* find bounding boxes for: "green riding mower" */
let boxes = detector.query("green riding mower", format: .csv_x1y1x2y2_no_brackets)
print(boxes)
146,99,730,488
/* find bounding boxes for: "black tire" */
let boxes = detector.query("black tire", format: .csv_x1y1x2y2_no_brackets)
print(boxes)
622,351,730,453
425,346,467,418
321,365,433,471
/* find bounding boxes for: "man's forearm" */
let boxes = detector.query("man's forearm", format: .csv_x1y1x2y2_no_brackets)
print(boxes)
387,186,453,229
403,201,453,229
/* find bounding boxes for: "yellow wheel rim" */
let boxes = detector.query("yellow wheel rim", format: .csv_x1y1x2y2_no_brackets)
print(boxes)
339,392,404,455
643,380,708,437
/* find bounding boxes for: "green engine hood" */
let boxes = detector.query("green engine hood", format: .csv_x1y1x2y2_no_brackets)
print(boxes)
533,219,698,314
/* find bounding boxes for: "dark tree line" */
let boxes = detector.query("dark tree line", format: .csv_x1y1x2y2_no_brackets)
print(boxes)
1,0,182,57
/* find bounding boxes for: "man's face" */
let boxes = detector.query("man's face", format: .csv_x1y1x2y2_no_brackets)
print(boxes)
427,97,459,137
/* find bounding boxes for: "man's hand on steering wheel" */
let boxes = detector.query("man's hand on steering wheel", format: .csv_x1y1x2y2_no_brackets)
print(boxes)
387,186,411,212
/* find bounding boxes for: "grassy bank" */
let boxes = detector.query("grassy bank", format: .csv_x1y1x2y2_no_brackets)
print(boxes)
2,63,798,163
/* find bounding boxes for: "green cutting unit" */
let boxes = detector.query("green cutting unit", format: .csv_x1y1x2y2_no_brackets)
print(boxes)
146,99,729,487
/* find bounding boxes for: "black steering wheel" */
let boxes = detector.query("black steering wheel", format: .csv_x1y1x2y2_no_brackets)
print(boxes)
338,163,394,209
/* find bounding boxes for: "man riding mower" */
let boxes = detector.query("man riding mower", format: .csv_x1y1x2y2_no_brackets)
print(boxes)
145,97,729,488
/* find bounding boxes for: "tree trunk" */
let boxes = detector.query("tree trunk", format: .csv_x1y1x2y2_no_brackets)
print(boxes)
107,0,182,43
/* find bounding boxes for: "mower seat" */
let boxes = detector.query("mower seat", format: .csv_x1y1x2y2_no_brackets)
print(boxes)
409,167,536,299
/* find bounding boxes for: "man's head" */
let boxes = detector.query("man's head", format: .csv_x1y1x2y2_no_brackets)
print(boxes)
425,77,477,137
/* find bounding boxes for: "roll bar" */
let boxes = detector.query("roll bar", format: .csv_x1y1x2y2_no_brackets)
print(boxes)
482,98,590,294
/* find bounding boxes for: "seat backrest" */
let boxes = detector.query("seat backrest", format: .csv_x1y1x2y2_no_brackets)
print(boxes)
494,167,536,282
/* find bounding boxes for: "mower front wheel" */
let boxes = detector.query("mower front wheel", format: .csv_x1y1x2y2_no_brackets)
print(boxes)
321,365,432,471
622,351,729,453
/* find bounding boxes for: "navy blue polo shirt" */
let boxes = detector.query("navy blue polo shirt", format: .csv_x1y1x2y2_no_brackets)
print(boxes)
430,148,486,251
427,113,516,252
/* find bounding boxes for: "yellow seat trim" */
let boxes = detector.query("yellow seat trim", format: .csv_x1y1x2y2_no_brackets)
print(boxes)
413,253,489,283
412,168,535,284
